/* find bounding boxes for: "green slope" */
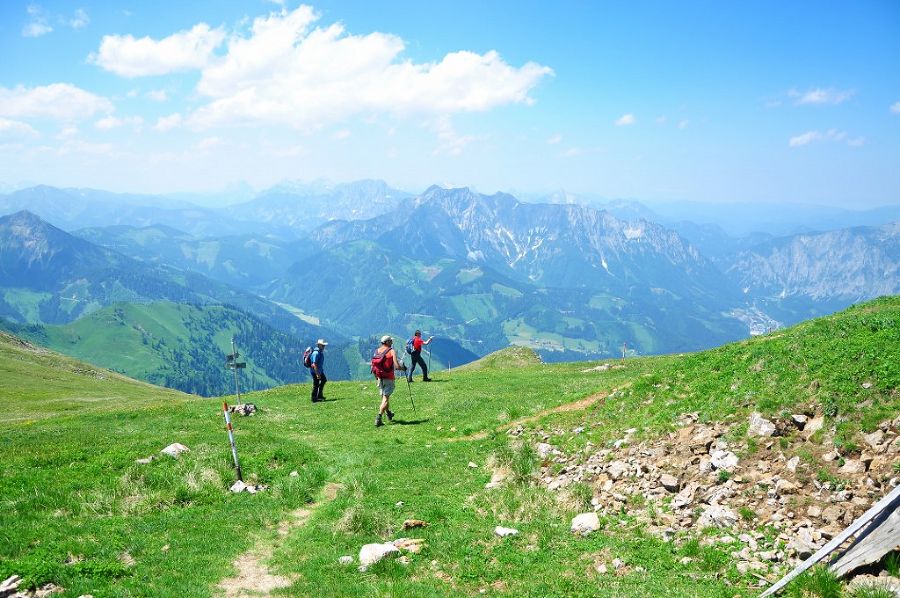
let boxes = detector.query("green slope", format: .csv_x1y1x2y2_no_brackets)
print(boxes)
1,302,354,396
1,297,897,597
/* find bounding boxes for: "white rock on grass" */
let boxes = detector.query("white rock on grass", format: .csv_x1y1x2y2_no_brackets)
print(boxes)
748,413,777,437
786,456,800,472
338,555,354,566
359,543,399,570
495,526,519,537
537,443,554,459
230,480,247,493
660,474,680,493
571,512,601,536
161,443,190,458
468,462,478,469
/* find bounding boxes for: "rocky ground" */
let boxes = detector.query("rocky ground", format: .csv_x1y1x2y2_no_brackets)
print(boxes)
517,406,900,590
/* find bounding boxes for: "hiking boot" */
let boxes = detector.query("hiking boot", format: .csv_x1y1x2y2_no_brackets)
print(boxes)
386,410,394,421
311,397,321,403
375,415,384,427
423,377,433,382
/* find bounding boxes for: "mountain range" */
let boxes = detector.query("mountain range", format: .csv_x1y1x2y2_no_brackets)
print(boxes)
1,181,897,393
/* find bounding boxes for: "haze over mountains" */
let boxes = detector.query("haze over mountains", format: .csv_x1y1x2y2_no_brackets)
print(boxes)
1,180,897,394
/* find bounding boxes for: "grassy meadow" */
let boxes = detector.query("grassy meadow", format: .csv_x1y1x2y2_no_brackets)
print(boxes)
1,297,898,597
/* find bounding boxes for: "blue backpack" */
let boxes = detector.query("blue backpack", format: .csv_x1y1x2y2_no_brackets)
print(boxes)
405,338,415,355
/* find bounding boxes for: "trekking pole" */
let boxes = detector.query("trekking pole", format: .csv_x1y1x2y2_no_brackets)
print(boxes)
403,359,417,414
428,346,432,375
222,401,243,482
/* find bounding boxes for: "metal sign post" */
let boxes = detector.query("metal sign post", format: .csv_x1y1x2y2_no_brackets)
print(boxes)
226,337,247,403
222,401,243,482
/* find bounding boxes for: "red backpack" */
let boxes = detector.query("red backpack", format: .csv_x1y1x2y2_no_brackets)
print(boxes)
302,347,313,368
371,347,393,378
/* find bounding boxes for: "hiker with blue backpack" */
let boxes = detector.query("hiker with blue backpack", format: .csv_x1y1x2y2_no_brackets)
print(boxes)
303,339,328,403
405,330,433,382
371,335,407,427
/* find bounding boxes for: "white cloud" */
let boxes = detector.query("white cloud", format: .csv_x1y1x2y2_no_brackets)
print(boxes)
655,116,666,125
22,21,52,37
91,23,226,77
333,129,351,140
57,125,78,139
154,113,183,132
615,113,635,126
22,3,52,37
94,115,143,130
564,147,582,157
789,87,854,106
0,118,39,138
430,116,476,156
788,129,859,148
0,83,113,121
891,101,900,114
194,136,222,150
187,6,552,129
678,119,689,130
146,89,169,102
546,133,562,144
69,8,89,29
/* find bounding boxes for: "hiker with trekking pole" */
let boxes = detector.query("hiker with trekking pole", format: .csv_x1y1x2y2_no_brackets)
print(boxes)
371,335,408,427
405,330,434,382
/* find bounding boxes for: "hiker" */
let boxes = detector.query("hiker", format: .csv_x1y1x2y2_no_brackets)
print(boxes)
406,330,434,382
371,335,407,427
310,338,327,402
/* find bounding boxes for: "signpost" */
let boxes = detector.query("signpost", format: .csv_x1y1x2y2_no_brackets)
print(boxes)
223,337,247,482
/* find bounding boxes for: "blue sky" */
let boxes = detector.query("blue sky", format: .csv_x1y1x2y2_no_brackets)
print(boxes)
0,1,898,207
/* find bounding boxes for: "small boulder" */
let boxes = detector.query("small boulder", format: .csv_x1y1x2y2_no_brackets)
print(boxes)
135,456,156,465
748,413,777,437
392,538,426,554
607,461,629,480
161,443,189,458
495,526,519,537
838,459,867,475
775,479,798,495
710,450,739,471
697,504,738,529
537,443,554,459
570,512,601,536
660,473,680,493
359,542,400,570
338,555,354,566
467,462,478,469
402,519,428,530
786,456,800,472
791,414,808,430
863,430,886,451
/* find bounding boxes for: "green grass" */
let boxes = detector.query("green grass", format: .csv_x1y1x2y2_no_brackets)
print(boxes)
2,297,898,596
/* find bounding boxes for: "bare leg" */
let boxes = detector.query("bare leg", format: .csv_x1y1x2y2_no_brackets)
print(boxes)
379,395,390,415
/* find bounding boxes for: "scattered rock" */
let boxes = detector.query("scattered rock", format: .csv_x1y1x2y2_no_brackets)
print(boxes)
697,504,738,529
160,443,189,458
359,543,399,570
861,382,873,389
775,479,798,495
607,461,629,480
289,470,299,477
228,403,257,416
338,556,354,566
791,414,808,430
537,443,554,459
847,573,900,596
571,512,601,536
1,576,21,595
803,416,824,438
135,455,156,464
230,480,267,494
595,563,608,574
660,473,680,493
821,505,845,524
494,526,519,537
395,501,404,508
402,519,428,530
467,462,478,469
864,430,886,450
392,538,426,554
748,413,777,437
839,459,867,475
612,558,625,570
710,450,739,471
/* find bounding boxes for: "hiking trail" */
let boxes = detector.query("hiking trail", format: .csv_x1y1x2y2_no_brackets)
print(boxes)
217,481,342,597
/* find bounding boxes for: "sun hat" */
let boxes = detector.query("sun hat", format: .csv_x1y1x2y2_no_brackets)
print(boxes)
380,335,392,344
317,338,328,346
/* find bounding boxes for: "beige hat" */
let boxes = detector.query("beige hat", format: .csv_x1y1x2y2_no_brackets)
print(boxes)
380,335,392,344
316,338,328,346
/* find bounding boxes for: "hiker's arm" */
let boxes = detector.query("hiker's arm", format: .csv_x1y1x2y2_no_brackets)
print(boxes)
424,336,434,345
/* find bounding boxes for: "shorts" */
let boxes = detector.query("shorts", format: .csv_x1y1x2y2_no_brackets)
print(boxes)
377,378,395,397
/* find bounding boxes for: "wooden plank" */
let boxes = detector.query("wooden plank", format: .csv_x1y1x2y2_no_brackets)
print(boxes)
830,507,900,577
760,484,900,597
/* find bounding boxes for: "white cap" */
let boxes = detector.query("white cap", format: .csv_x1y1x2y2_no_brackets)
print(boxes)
317,338,328,346
380,335,392,344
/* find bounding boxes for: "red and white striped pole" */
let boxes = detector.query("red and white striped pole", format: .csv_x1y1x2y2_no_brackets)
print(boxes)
222,402,243,482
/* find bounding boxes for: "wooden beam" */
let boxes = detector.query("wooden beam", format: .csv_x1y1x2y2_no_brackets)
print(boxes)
760,484,900,597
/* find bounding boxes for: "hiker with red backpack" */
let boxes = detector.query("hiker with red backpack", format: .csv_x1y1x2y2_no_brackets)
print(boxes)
405,330,433,382
303,339,328,403
371,335,407,427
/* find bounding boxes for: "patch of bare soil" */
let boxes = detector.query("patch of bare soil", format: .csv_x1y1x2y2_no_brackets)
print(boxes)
217,482,342,597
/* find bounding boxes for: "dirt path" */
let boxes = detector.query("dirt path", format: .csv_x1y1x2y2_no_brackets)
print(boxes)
451,388,617,442
217,481,342,598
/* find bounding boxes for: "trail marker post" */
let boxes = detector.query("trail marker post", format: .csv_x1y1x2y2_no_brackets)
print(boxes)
226,337,247,403
622,341,627,361
222,402,243,482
